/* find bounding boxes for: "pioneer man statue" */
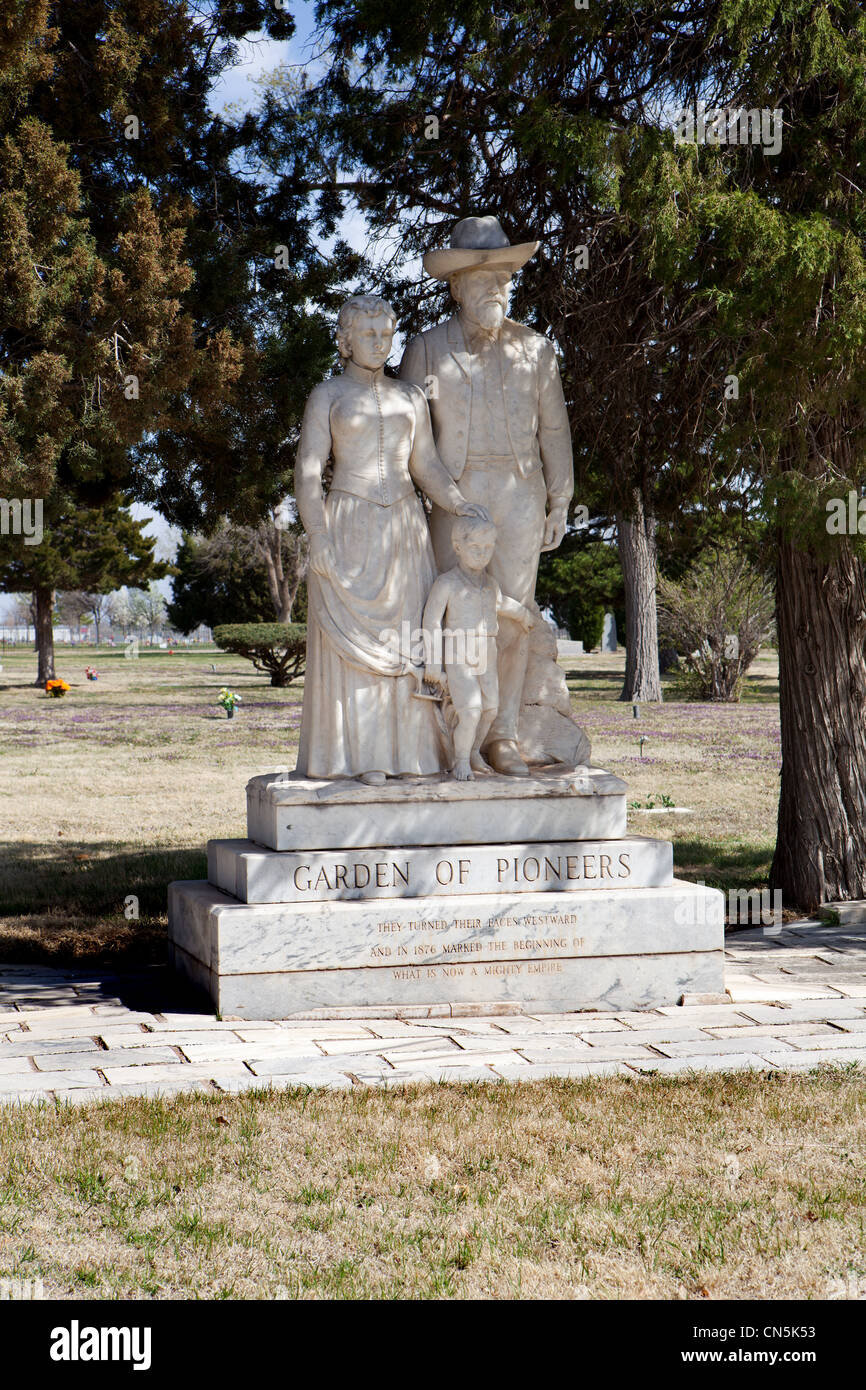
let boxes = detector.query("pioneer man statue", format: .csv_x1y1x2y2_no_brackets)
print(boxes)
400,214,575,777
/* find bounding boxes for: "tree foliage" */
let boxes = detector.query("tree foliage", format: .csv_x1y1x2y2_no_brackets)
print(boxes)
167,531,276,634
213,621,306,687
0,498,167,598
0,0,346,679
536,534,623,650
0,0,347,534
658,543,775,702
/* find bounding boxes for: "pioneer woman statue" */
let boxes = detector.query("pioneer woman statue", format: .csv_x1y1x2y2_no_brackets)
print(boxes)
294,294,488,783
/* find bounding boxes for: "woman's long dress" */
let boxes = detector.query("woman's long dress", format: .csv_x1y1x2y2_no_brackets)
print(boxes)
295,365,449,778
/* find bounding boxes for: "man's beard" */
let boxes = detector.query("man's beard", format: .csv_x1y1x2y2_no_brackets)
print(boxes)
471,300,505,338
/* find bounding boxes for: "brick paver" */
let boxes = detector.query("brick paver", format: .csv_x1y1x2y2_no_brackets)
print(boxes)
1,920,865,1104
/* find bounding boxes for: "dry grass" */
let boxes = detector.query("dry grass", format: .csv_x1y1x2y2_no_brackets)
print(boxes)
0,645,781,965
1,645,863,1302
0,1069,863,1300
0,646,299,963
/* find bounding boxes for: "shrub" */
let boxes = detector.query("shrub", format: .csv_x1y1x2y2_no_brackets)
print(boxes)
536,537,623,645
657,545,774,701
213,623,306,687
574,604,606,652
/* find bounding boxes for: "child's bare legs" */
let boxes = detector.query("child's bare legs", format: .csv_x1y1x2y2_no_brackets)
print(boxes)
446,665,482,780
470,707,496,772
469,656,499,773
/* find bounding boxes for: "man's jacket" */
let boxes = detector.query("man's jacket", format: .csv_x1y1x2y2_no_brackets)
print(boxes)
399,315,574,505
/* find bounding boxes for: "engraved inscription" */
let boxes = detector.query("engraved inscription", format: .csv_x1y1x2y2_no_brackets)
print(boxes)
495,852,631,884
292,861,411,892
257,845,637,900
376,907,589,973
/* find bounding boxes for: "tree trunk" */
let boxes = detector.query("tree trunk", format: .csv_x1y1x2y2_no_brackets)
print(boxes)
769,535,866,912
34,586,55,685
259,519,305,623
616,493,662,702
264,532,288,621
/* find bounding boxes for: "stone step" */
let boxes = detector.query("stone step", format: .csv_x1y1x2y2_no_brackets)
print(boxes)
167,878,725,1019
246,766,628,851
207,834,673,905
820,900,866,926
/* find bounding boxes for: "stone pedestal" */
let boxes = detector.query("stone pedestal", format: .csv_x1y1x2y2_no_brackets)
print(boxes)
168,769,725,1019
245,767,626,850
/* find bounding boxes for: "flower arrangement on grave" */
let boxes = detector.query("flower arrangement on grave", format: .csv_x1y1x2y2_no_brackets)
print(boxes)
85,667,99,681
45,679,71,697
217,687,241,718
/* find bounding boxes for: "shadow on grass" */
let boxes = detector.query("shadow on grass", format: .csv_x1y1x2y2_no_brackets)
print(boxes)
0,841,206,917
672,838,774,893
0,842,207,970
0,835,781,974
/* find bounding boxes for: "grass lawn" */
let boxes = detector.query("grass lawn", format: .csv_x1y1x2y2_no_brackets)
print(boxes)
0,643,781,966
0,1071,863,1300
5,641,860,1303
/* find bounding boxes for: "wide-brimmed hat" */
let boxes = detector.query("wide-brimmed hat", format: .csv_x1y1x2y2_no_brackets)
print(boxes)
423,215,540,281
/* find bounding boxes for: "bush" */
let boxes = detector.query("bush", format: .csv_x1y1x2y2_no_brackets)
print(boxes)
657,545,774,701
536,536,623,644
213,623,306,687
574,605,606,652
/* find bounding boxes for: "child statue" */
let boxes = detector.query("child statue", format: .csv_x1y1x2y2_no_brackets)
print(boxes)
422,515,533,781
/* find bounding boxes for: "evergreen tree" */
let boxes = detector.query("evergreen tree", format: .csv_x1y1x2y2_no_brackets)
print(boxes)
0,498,168,680
613,1,866,909
0,0,336,677
536,534,623,651
287,0,866,910
167,530,275,633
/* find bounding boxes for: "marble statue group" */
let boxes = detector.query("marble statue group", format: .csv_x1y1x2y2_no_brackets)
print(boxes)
295,214,588,784
169,218,726,1020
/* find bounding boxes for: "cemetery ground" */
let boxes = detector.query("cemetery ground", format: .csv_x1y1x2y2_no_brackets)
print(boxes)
0,645,864,1299
0,645,780,964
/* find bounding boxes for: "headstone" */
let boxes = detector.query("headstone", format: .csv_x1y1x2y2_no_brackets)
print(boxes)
601,612,618,652
557,638,585,658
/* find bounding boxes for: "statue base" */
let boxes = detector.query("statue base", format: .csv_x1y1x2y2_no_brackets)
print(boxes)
167,769,725,1019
